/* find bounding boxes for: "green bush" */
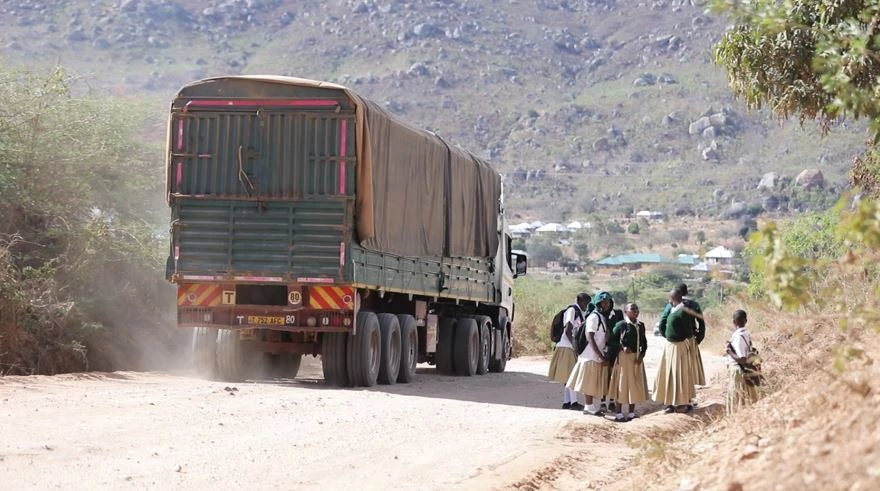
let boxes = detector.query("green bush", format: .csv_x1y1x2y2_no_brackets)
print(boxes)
607,221,625,234
526,236,563,266
743,208,844,300
0,65,176,374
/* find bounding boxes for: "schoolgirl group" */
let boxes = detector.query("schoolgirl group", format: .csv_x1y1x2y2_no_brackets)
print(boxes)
547,284,759,421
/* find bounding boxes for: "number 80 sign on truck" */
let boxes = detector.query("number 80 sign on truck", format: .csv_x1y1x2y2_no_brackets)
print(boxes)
165,76,527,386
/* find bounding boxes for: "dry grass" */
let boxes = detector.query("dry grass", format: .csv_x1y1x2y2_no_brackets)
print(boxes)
612,264,880,490
513,274,593,356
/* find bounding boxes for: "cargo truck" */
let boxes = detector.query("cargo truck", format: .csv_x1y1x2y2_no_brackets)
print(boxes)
165,76,527,386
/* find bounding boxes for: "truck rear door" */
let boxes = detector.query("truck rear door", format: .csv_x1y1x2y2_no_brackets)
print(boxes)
167,98,355,283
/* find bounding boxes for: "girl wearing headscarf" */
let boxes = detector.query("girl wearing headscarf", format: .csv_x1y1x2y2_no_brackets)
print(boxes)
653,289,696,413
566,291,612,416
607,303,649,422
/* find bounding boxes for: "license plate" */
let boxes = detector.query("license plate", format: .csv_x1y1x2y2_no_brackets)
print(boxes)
247,316,285,326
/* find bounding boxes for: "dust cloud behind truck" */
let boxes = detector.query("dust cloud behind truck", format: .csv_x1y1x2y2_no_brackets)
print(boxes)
165,76,527,386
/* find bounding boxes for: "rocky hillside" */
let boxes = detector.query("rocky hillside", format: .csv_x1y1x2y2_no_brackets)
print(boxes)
0,0,865,219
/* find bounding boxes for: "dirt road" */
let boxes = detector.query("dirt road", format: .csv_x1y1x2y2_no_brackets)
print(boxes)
0,339,726,490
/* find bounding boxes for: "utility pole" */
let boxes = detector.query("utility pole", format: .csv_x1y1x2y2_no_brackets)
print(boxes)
631,277,637,302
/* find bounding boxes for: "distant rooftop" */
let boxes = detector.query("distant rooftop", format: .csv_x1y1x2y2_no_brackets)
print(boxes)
595,253,667,266
676,254,699,266
706,246,735,259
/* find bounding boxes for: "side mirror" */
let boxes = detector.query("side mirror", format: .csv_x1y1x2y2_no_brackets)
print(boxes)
512,252,528,278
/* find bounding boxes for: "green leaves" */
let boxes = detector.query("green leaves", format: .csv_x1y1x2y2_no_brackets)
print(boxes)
839,194,880,248
746,195,880,320
0,64,173,374
714,0,880,194
749,222,816,309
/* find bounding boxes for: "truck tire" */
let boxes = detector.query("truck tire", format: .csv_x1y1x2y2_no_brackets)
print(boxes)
323,333,350,386
351,311,381,387
436,317,457,375
377,313,401,385
396,314,418,383
322,333,339,385
472,316,492,375
216,329,258,382
453,318,479,376
334,332,350,387
192,327,218,378
347,326,359,387
489,326,510,373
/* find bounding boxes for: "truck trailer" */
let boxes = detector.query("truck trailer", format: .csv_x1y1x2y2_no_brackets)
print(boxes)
165,76,527,386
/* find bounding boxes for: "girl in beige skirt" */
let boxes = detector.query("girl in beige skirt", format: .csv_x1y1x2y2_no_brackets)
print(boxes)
567,358,610,403
653,339,695,409
688,337,706,386
549,295,590,410
726,309,760,415
654,290,696,413
679,284,707,388
607,303,649,422
566,291,614,416
548,345,578,384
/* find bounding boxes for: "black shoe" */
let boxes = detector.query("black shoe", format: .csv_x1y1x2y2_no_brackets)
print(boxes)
569,402,584,411
684,404,694,413
664,405,675,414
608,402,617,412
562,402,572,410
584,409,606,417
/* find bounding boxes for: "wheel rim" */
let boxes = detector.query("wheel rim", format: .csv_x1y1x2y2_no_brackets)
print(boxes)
369,329,380,375
504,330,511,359
390,330,401,372
481,330,489,365
406,329,417,370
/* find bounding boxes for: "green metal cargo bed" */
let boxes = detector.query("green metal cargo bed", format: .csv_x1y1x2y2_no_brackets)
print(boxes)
166,77,497,305
169,197,495,303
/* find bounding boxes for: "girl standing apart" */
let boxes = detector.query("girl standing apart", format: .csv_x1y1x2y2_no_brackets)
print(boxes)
726,309,760,415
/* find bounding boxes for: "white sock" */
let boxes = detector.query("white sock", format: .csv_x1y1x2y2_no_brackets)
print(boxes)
588,402,599,413
566,388,578,404
629,412,636,418
563,389,571,404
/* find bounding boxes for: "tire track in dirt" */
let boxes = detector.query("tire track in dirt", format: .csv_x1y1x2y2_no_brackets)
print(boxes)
495,344,728,491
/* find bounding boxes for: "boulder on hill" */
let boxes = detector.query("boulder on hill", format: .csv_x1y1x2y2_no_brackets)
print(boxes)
758,172,780,190
689,116,711,135
796,168,825,189
723,201,748,219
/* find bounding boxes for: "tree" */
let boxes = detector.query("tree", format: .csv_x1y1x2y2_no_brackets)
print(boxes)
669,228,689,243
713,0,880,195
696,230,707,245
0,65,172,374
574,242,590,258
528,237,563,266
627,222,640,234
606,221,625,234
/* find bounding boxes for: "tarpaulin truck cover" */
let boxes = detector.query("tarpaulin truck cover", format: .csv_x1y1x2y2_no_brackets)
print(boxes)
170,75,501,260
